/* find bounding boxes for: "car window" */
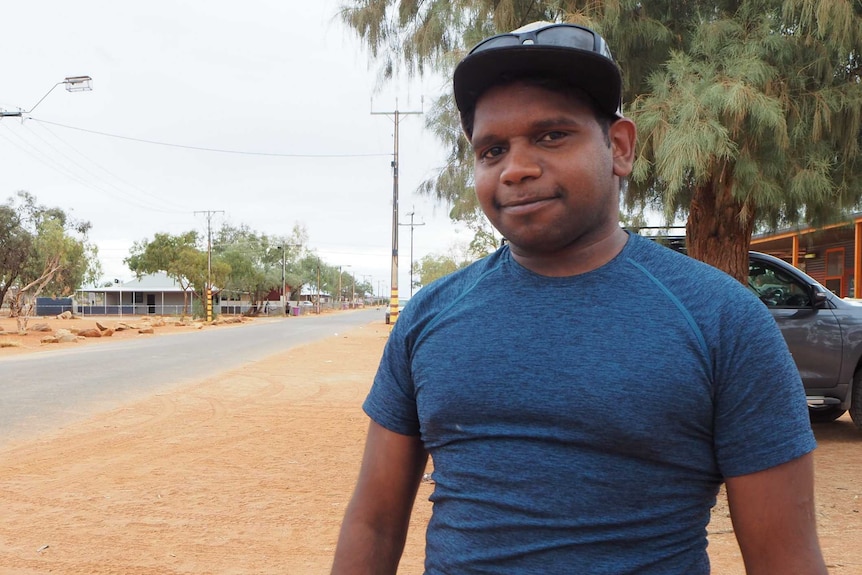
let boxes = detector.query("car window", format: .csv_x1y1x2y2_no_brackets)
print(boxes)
748,261,811,308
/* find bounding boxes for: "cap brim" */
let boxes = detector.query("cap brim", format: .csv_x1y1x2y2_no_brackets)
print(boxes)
454,46,623,120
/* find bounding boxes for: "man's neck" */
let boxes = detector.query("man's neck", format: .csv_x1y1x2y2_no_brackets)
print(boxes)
510,228,629,277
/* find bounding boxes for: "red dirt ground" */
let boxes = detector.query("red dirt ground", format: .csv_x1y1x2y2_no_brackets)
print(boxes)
0,315,859,573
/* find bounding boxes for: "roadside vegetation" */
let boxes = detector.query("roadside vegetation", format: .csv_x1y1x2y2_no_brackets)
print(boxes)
1,192,377,322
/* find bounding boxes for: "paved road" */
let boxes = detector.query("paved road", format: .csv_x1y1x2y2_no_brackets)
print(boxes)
0,309,382,443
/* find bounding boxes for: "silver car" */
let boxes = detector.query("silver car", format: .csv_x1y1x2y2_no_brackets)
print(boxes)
749,251,862,429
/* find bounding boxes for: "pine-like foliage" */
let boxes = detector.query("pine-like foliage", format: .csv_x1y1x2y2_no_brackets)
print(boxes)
629,1,862,277
339,0,862,279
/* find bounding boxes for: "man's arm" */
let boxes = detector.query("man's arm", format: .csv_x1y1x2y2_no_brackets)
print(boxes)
331,420,428,575
726,452,827,574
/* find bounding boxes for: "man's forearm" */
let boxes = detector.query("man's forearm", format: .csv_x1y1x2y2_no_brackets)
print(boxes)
330,514,408,575
728,454,827,575
331,422,427,574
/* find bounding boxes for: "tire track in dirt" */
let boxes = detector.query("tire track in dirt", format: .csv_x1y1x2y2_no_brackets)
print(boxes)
0,322,407,575
3,320,855,574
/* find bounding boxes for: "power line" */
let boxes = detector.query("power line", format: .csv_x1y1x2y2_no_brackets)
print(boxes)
28,120,194,212
30,118,392,158
0,123,189,215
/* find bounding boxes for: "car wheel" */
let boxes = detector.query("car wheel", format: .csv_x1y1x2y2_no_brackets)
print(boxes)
808,404,847,424
850,370,862,431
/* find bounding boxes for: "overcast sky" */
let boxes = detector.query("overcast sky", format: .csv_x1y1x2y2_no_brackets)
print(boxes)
1,1,468,298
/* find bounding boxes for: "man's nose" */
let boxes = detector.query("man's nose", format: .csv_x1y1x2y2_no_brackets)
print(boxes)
500,144,542,184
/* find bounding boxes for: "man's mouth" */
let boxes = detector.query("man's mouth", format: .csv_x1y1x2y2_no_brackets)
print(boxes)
500,196,556,214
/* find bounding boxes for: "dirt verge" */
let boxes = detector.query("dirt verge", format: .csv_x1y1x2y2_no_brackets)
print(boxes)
0,318,859,574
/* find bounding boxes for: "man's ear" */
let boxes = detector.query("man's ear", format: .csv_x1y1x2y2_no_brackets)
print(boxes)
609,118,637,178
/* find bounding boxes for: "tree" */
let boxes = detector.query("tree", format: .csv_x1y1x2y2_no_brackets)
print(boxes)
279,225,311,301
339,0,862,281
629,1,862,280
213,224,277,314
313,261,345,303
414,249,472,288
213,223,310,314
125,231,224,316
2,191,101,331
0,204,32,309
297,253,329,304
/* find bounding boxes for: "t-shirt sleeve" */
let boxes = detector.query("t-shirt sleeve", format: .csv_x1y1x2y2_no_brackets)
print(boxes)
712,293,816,477
363,320,421,436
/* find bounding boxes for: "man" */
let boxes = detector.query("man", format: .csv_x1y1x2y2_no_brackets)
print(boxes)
331,22,826,574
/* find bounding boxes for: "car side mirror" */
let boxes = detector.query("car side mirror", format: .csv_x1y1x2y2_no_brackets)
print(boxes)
811,286,829,308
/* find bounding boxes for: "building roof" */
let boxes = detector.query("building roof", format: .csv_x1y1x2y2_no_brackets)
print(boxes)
83,272,194,293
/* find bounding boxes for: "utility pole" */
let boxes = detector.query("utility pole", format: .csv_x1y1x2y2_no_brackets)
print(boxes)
372,98,422,325
399,208,426,299
194,210,224,322
317,259,322,315
279,243,301,316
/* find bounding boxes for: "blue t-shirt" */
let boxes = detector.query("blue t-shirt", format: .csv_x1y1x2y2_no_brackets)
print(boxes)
364,233,815,574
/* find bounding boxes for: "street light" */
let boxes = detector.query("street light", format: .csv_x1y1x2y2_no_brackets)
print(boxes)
0,76,93,119
338,265,351,309
361,274,373,306
399,209,425,299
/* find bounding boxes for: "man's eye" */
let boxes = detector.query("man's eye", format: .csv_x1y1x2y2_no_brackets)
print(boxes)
540,131,567,142
481,146,505,159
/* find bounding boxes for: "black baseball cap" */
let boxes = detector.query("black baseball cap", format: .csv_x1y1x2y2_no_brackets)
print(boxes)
453,22,624,130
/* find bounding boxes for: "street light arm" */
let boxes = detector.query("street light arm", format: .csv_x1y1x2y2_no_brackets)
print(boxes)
1,76,92,119
25,81,64,114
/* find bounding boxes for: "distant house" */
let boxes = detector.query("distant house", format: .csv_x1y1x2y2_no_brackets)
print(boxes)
218,288,254,315
253,285,330,315
751,215,862,298
634,220,862,299
301,285,330,304
77,272,199,316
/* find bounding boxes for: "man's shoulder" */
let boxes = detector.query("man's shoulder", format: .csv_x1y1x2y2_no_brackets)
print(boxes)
622,234,762,316
626,234,741,282
413,249,505,300
397,249,506,328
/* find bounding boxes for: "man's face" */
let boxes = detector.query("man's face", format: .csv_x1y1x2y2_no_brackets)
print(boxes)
471,82,635,263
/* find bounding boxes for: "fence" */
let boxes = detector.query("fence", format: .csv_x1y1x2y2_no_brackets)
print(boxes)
35,298,75,316
77,304,194,316
65,298,362,317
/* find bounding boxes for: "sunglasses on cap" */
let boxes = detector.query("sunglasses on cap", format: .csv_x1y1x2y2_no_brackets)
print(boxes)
467,23,614,61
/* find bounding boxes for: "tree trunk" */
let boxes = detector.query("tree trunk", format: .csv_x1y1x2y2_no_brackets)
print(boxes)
685,173,755,284
0,275,17,310
10,294,32,333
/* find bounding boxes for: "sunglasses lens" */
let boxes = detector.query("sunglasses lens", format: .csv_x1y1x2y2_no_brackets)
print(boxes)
536,26,595,50
472,35,522,53
470,25,597,56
